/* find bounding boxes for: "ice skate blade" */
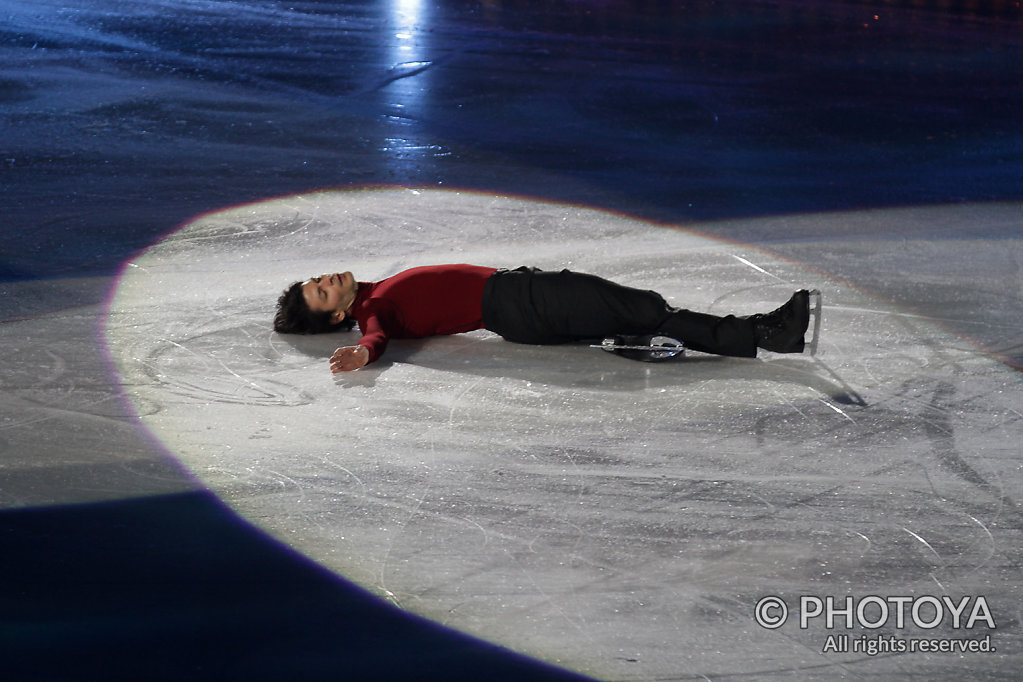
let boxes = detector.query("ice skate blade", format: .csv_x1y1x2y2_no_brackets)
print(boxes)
807,289,822,357
592,335,686,362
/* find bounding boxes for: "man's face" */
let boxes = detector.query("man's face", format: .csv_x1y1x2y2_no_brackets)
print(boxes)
302,271,357,324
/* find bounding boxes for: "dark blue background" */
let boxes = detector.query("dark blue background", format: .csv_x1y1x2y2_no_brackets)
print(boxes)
2,1,1020,679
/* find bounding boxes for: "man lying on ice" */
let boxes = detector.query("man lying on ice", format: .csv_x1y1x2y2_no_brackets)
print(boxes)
273,264,815,373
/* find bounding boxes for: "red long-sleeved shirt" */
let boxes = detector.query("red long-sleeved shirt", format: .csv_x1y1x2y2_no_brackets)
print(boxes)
350,264,498,364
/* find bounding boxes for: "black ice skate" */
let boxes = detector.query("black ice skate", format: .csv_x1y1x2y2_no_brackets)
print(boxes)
592,335,685,362
747,289,821,355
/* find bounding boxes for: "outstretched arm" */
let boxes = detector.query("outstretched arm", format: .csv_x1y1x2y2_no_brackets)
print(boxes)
329,303,391,373
330,345,370,373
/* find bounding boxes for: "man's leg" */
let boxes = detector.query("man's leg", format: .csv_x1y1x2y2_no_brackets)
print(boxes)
655,309,758,357
496,268,758,357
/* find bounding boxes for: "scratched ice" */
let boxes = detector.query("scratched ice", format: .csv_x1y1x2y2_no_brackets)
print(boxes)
103,189,1023,680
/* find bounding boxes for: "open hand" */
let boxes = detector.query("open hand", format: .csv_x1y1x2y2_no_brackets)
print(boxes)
330,345,369,373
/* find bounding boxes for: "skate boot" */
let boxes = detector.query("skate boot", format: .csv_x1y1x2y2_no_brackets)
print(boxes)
746,290,812,354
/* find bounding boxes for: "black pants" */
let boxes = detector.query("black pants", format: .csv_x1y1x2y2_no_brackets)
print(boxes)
481,267,757,357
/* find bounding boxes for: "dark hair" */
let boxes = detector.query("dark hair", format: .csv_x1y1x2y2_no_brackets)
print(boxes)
273,281,355,334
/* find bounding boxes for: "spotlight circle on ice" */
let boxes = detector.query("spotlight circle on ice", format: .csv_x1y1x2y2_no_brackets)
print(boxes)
104,189,1015,680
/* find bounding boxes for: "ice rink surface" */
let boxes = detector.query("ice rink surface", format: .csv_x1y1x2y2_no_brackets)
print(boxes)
3,1,1023,680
